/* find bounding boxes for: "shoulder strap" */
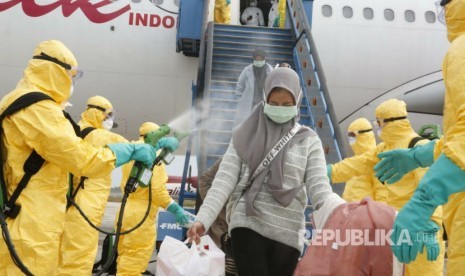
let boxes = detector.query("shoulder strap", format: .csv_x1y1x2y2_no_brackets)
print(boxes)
249,123,302,181
80,127,96,139
63,111,81,136
0,92,53,120
0,92,53,218
408,136,427,149
66,127,95,208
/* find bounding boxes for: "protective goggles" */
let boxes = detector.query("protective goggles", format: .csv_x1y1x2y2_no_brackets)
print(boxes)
347,128,373,138
87,104,115,120
33,52,83,83
435,0,451,25
372,116,407,128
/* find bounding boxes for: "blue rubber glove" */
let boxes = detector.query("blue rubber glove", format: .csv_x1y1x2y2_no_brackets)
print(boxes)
326,164,332,182
226,0,231,5
166,202,189,226
156,137,179,152
391,202,439,264
391,153,465,263
107,143,157,168
375,140,436,184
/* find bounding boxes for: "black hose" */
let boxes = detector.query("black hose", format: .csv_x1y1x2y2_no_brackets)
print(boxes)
0,212,34,276
95,180,153,275
66,184,152,236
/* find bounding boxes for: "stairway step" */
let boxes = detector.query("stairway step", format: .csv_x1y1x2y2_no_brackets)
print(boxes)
213,48,293,60
213,34,293,47
213,40,293,51
214,24,293,36
210,75,239,82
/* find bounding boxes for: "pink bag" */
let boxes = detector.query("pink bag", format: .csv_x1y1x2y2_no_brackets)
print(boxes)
294,197,397,276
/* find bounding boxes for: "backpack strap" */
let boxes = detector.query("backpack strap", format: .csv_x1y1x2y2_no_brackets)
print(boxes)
66,126,96,209
80,127,96,139
0,92,54,218
408,136,428,149
63,110,81,136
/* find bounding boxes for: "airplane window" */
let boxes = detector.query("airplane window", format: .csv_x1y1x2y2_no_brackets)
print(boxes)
322,5,333,17
405,10,415,23
384,9,395,21
363,8,374,20
425,11,436,23
343,6,353,18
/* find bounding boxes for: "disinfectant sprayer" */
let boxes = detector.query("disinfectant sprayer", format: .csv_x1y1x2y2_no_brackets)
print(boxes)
125,125,170,193
96,126,191,275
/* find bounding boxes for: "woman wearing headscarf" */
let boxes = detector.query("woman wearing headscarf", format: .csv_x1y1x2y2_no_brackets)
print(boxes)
188,68,333,275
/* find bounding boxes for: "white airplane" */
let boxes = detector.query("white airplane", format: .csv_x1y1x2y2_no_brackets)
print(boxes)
0,0,449,156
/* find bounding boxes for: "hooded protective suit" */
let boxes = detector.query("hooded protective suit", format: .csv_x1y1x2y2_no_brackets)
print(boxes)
57,96,127,275
0,40,118,275
234,50,273,126
268,0,279,27
336,118,376,202
438,1,465,274
116,122,172,276
214,0,230,24
241,0,265,26
329,99,444,275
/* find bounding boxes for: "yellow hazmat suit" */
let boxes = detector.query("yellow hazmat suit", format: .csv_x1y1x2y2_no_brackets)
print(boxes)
116,122,172,276
0,40,117,275
337,118,376,202
330,99,444,275
214,0,230,24
57,96,127,275
437,1,465,274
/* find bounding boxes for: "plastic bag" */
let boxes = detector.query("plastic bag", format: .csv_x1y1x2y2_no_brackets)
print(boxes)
157,235,225,276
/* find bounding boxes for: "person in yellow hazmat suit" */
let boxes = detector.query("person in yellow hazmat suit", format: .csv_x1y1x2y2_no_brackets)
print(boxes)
0,40,158,275
327,99,444,275
115,122,190,276
215,0,231,24
56,96,127,275
332,118,377,202
373,1,465,273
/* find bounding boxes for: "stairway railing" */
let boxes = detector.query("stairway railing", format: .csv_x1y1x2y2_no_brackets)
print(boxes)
286,0,346,162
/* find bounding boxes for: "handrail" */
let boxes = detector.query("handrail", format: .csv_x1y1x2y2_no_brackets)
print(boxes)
286,0,347,159
197,22,215,178
293,48,315,128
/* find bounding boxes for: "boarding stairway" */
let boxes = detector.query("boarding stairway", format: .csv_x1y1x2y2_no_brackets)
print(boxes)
199,23,308,171
179,0,346,213
195,2,345,176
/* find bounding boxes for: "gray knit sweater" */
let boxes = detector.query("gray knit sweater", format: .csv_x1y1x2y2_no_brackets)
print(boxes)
196,135,332,252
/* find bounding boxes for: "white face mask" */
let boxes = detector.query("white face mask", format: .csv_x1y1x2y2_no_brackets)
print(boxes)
253,60,266,68
263,103,298,124
348,136,356,146
376,128,382,137
69,84,74,96
102,118,114,130
250,1,257,7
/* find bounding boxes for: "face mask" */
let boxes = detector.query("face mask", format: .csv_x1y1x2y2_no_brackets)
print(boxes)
376,128,382,137
250,1,257,6
264,103,298,124
348,136,356,146
69,84,74,96
253,60,266,68
102,118,114,130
